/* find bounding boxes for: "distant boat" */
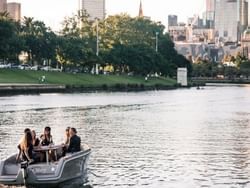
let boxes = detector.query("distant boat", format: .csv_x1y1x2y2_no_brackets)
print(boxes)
0,145,91,188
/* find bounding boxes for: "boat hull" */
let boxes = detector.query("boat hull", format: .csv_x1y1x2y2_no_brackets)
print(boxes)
0,149,91,187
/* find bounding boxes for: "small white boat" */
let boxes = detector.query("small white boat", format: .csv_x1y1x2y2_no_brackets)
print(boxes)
0,146,91,188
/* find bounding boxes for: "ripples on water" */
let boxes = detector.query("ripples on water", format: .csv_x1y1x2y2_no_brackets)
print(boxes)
0,86,250,187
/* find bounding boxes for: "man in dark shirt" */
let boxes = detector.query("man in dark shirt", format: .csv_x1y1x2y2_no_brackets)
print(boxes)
67,128,81,153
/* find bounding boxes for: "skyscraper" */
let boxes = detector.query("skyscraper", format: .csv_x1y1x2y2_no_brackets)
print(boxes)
203,0,215,29
239,0,248,27
168,15,178,27
7,2,21,21
81,0,105,20
0,0,7,12
206,0,215,12
214,0,248,42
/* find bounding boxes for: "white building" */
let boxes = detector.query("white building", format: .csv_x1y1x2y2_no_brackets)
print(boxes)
81,0,105,20
177,68,188,86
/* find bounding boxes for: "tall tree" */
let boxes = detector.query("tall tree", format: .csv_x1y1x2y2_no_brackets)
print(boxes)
0,14,24,63
21,17,57,65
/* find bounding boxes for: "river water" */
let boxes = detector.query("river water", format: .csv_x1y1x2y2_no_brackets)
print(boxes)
0,85,250,188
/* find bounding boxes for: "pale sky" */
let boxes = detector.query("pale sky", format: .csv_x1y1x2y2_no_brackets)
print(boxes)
8,0,205,31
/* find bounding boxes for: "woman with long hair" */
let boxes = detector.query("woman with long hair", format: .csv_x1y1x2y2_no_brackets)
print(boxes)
16,131,34,163
31,130,40,147
40,126,53,146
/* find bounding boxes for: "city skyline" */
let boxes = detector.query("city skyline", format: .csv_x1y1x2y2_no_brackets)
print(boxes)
6,0,204,30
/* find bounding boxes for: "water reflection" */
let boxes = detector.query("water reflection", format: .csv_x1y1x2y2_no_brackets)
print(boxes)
0,86,250,187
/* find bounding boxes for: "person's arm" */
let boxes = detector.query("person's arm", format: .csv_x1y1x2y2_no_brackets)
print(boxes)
78,137,81,151
24,148,34,163
16,145,21,162
50,136,54,144
16,150,21,162
40,135,44,145
24,148,32,161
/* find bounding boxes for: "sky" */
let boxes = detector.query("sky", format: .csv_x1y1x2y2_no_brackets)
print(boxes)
8,0,205,31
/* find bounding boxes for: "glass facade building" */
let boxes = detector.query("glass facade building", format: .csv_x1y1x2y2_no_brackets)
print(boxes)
215,0,248,42
168,15,178,27
82,0,105,20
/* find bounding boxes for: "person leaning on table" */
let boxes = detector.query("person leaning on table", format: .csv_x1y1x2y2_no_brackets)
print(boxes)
67,128,81,153
16,131,35,164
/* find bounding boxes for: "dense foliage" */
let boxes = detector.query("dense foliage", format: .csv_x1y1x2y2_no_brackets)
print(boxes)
0,12,191,76
192,54,250,79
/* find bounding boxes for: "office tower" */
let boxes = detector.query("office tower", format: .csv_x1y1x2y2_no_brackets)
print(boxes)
81,0,105,20
240,0,248,28
214,0,248,42
7,2,21,21
168,15,178,27
0,0,7,12
206,0,215,12
203,0,215,28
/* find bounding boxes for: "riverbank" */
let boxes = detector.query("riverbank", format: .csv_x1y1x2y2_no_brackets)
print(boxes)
0,69,178,95
192,78,250,85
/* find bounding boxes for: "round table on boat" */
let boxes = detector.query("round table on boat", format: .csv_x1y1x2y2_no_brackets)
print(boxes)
34,145,63,164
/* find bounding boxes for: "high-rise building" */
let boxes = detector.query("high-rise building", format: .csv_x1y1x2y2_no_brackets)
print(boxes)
0,0,7,12
214,0,248,42
206,0,215,12
168,15,178,27
240,0,248,28
202,0,215,29
7,2,21,21
81,0,105,20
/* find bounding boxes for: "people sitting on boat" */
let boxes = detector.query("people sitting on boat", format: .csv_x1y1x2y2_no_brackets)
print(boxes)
16,128,31,162
16,131,34,164
39,127,54,162
31,130,40,148
67,128,81,153
40,126,53,146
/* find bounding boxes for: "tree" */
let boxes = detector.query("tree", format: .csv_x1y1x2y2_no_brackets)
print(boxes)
239,60,250,78
59,11,97,69
0,14,24,63
100,14,191,76
59,13,193,75
21,17,58,65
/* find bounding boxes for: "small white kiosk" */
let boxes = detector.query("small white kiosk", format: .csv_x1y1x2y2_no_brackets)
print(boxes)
177,68,188,86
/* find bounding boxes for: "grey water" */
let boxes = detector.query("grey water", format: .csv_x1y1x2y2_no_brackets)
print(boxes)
0,85,250,188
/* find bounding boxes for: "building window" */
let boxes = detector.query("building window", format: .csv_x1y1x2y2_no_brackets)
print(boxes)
224,31,228,37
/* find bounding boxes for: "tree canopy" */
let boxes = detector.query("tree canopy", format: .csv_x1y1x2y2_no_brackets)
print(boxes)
0,12,192,76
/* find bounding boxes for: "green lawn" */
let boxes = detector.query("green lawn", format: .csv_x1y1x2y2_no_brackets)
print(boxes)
0,69,177,87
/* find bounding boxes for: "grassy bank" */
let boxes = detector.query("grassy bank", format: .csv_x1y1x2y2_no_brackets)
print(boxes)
0,69,177,89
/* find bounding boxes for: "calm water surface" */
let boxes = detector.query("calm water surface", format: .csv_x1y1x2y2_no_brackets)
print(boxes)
0,86,250,188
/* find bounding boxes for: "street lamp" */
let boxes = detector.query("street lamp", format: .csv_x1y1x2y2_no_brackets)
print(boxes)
95,18,100,75
155,32,159,52
96,18,99,57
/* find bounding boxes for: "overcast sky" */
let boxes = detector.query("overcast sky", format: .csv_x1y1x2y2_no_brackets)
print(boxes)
8,0,205,31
